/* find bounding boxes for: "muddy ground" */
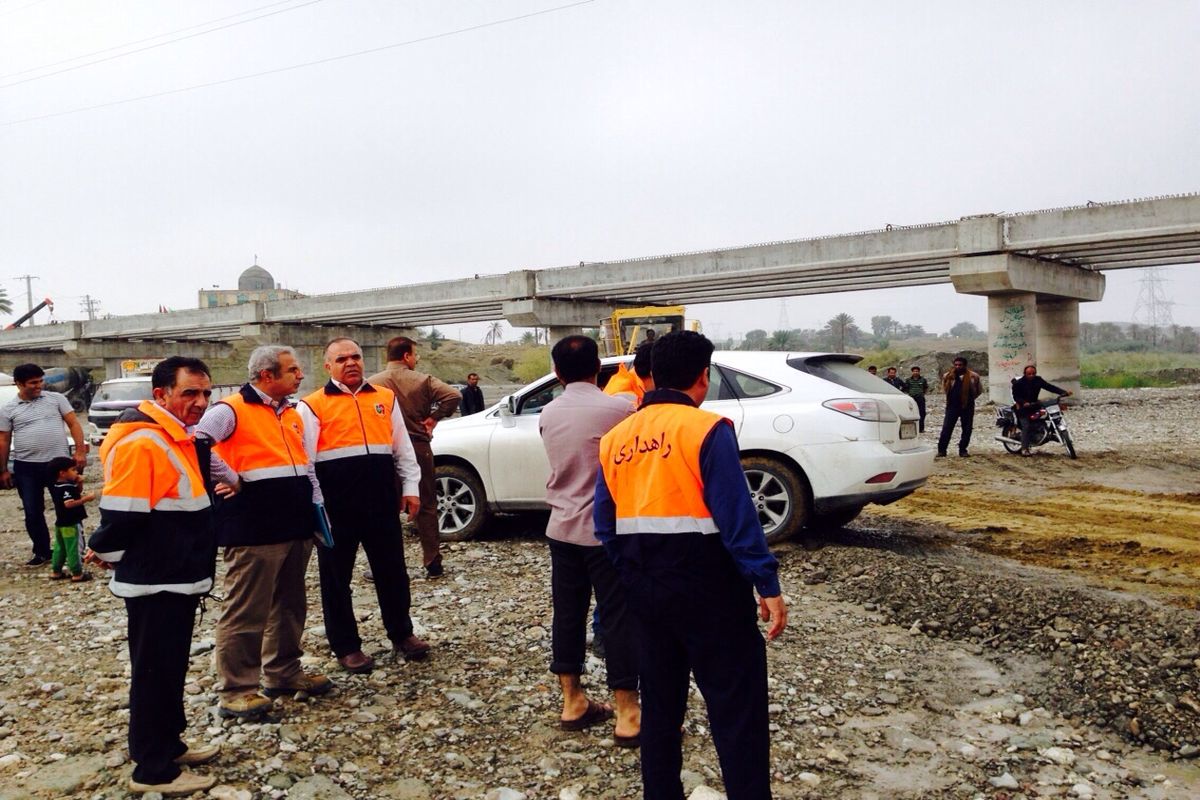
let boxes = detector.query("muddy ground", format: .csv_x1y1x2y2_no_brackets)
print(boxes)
0,387,1197,799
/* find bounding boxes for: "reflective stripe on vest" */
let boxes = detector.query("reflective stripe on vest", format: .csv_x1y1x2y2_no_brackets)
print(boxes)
98,402,212,514
599,402,730,536
301,384,396,462
212,392,308,482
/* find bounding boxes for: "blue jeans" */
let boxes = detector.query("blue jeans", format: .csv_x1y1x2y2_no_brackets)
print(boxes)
13,460,52,559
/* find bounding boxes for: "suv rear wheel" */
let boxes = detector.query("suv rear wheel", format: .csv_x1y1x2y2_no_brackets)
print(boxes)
435,465,489,541
741,456,809,545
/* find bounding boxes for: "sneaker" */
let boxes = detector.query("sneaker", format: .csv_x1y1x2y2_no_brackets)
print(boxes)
217,691,273,719
394,635,431,661
24,556,49,567
174,741,220,766
128,769,216,796
425,555,444,579
262,672,333,698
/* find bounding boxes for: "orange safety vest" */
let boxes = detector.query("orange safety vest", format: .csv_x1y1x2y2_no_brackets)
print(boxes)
99,400,211,514
604,363,645,405
301,382,396,462
211,389,308,482
599,402,731,535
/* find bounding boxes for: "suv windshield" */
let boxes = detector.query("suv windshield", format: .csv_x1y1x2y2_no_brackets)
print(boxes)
95,381,153,402
787,356,901,393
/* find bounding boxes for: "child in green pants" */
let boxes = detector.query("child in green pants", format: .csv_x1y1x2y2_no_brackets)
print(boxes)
47,457,95,583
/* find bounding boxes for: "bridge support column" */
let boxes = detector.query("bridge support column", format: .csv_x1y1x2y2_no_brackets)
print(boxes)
950,254,1104,403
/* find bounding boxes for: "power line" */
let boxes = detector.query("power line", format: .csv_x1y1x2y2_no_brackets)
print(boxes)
0,0,313,82
0,0,328,89
2,0,596,127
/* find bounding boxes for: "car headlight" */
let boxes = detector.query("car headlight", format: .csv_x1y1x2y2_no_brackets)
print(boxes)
822,398,899,422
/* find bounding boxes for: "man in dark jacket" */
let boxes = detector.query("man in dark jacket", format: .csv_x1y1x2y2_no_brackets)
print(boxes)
460,373,486,416
86,357,221,796
937,356,983,457
1011,365,1072,455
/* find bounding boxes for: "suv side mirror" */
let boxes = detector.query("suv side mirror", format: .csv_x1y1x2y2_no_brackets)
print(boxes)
498,395,516,428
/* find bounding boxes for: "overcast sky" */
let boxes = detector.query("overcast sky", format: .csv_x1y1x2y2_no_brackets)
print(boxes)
2,0,1198,341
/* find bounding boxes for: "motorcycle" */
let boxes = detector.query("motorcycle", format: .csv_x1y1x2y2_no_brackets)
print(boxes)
994,398,1077,459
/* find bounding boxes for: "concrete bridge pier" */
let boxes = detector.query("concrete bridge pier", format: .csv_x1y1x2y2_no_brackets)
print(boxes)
950,254,1105,403
503,297,614,348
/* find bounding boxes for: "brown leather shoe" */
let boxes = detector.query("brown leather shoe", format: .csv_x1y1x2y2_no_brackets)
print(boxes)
337,650,375,674
394,635,431,661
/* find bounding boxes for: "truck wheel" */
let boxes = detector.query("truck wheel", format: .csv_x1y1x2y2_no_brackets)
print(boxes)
741,456,810,545
435,465,489,541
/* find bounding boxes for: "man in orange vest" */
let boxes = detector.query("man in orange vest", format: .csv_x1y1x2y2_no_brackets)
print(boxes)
299,338,428,674
595,331,787,800
603,341,654,405
195,345,331,720
85,357,221,796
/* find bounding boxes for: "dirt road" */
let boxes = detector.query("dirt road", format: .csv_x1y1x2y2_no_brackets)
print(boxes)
869,386,1200,607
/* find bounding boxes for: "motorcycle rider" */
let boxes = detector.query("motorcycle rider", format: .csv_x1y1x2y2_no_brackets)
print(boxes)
1011,365,1072,456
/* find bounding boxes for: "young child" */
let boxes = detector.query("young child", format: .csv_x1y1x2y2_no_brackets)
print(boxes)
47,456,95,583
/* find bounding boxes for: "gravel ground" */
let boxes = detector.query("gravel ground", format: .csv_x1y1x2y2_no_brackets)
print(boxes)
0,387,1197,799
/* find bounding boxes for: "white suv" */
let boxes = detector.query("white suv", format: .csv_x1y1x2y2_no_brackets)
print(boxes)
431,352,934,543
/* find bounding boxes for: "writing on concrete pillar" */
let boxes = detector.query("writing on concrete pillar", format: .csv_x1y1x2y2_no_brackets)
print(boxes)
993,302,1030,372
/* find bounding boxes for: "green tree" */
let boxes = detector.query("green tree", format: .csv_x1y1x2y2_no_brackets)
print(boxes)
426,327,444,350
0,287,11,316
520,331,537,345
742,329,768,350
823,313,858,352
484,321,504,345
949,321,982,338
870,315,896,338
768,330,795,351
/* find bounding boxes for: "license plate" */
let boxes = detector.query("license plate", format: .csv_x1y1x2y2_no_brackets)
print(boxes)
900,421,917,439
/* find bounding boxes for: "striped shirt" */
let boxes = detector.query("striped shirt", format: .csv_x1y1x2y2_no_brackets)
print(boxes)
0,391,72,462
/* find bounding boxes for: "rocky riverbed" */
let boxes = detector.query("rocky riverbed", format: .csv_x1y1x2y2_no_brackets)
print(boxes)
0,387,1197,799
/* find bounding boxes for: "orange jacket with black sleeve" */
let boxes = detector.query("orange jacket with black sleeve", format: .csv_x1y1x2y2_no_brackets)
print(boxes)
206,385,313,546
88,401,215,597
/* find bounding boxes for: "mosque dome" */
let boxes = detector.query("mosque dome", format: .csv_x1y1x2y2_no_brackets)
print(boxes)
238,264,275,291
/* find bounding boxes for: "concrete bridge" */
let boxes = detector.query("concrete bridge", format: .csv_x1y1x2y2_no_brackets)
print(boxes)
2,193,1197,399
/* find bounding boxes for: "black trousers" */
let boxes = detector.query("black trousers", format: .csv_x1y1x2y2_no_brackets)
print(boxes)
126,592,200,785
548,539,637,690
937,404,974,454
630,581,770,800
317,505,414,657
913,395,927,432
13,460,52,559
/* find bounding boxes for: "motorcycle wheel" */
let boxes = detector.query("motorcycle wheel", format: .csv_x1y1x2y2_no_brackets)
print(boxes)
1061,429,1077,459
1001,425,1022,454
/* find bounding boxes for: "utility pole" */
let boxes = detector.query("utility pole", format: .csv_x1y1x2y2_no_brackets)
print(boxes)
12,274,38,316
80,294,101,321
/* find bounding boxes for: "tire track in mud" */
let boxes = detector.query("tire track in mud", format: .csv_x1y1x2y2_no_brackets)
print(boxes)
865,452,1200,607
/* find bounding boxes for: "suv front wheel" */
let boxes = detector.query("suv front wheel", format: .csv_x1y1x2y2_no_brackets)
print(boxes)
741,456,809,545
435,465,490,541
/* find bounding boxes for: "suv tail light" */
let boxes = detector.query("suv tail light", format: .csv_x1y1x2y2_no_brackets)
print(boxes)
822,398,899,422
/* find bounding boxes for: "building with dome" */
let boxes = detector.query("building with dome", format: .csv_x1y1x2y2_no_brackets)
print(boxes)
198,262,304,308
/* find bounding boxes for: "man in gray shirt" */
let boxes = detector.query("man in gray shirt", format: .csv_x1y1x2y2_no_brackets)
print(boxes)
0,363,88,565
538,336,640,746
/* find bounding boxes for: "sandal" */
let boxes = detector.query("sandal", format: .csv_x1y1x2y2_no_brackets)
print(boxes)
613,732,640,748
560,700,614,731
71,572,93,583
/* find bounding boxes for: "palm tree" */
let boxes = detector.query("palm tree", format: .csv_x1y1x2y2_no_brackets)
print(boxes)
0,287,11,316
520,331,537,345
768,330,794,351
824,313,858,352
484,321,504,345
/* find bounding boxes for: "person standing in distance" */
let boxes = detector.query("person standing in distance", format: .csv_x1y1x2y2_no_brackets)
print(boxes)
595,330,787,800
937,355,982,458
903,366,929,433
299,338,429,673
85,356,221,796
195,346,331,720
368,337,460,577
460,373,485,416
0,362,89,566
883,366,906,391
